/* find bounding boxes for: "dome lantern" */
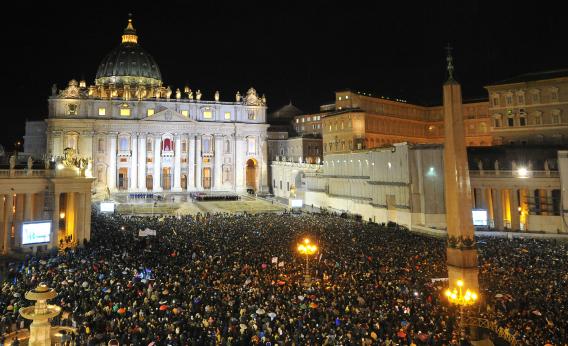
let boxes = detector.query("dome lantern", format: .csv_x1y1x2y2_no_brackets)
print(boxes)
121,14,138,44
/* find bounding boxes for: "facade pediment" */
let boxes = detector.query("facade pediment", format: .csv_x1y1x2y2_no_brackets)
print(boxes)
142,108,196,122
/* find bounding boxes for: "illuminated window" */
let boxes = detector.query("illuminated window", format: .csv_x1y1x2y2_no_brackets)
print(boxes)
345,95,349,100
181,110,189,117
203,108,212,119
120,108,131,116
98,107,106,116
147,108,155,116
67,104,78,115
551,89,559,102
517,94,525,105
295,118,299,123
338,96,342,101
492,97,499,107
552,110,561,124
302,118,305,123
224,112,231,120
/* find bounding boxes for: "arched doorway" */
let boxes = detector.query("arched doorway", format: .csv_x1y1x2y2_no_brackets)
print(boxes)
202,168,211,189
181,174,187,190
162,167,172,190
246,158,258,192
146,175,153,190
118,168,129,190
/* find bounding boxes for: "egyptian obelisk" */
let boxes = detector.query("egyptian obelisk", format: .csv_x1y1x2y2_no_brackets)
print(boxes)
443,45,479,291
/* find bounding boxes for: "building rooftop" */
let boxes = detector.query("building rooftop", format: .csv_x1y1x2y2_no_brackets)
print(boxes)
487,69,568,86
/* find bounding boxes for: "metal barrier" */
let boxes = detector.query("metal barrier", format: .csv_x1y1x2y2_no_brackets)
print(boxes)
462,316,519,345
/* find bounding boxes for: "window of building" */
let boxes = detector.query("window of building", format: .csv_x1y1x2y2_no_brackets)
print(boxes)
181,140,187,152
247,137,256,154
224,140,231,154
119,137,129,151
295,118,299,123
287,182,290,191
551,88,559,102
203,107,213,119
531,91,540,104
533,113,543,125
519,116,526,126
279,180,282,189
248,111,256,120
181,110,189,117
224,112,231,120
338,96,342,101
147,108,155,116
517,93,525,105
98,138,105,153
67,104,78,115
163,138,172,151
507,116,514,127
120,108,131,116
98,107,106,116
147,139,152,151
273,179,276,188
493,115,502,128
492,96,499,107
552,110,561,124
505,95,513,105
202,137,211,153
345,95,349,100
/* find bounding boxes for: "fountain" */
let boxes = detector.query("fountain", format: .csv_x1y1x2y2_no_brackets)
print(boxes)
18,283,61,346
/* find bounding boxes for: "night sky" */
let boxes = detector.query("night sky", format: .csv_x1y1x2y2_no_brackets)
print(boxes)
2,1,567,150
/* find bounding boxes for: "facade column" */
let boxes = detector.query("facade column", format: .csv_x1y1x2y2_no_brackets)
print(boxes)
83,192,92,242
75,192,85,246
138,134,147,191
130,133,138,191
153,135,163,192
493,188,504,230
235,135,246,191
50,193,60,250
2,194,13,255
173,135,182,191
14,194,25,248
195,135,202,189
188,134,196,190
108,134,117,191
214,134,223,190
509,189,520,231
24,193,33,221
260,134,269,192
0,195,4,254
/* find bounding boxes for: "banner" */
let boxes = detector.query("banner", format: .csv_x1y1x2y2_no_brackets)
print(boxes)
138,228,157,237
271,256,278,264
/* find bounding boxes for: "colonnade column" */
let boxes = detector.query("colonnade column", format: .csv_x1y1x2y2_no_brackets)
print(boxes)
14,195,24,248
214,134,223,190
83,192,92,242
153,135,162,192
509,189,520,231
195,135,202,189
138,134,147,192
173,135,182,191
260,135,269,192
50,193,60,250
130,133,138,191
493,188,503,230
108,134,117,192
75,192,85,246
188,134,196,190
2,194,13,255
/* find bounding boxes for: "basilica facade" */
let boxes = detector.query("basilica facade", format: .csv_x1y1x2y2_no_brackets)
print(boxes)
36,18,269,193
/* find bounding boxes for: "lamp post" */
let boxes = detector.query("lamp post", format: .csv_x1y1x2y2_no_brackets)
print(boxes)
297,238,318,285
445,279,478,343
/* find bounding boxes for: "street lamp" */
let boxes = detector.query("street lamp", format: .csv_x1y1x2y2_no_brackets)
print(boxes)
297,238,318,284
445,279,478,342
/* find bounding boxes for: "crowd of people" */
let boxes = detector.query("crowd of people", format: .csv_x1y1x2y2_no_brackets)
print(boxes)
0,211,567,345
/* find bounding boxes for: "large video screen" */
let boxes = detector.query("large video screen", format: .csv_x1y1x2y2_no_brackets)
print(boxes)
100,202,115,213
472,209,488,226
290,199,303,208
22,221,51,245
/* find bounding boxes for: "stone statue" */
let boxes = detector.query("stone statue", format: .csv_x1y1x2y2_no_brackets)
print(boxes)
188,90,194,100
236,91,241,102
9,155,16,170
262,94,267,105
155,88,161,99
166,86,172,100
176,88,181,100
27,156,33,170
51,84,58,96
196,90,202,100
44,157,50,170
494,160,500,175
215,91,220,102
544,159,550,172
511,160,516,171
123,84,131,100
477,160,483,171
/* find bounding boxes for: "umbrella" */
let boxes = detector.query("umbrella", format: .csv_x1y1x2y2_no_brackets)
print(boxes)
495,294,503,298
309,302,318,309
159,305,168,311
82,281,89,288
418,333,429,342
268,312,276,320
397,330,407,338
298,295,305,301
117,308,126,314
532,310,542,316
256,308,265,315
13,293,20,298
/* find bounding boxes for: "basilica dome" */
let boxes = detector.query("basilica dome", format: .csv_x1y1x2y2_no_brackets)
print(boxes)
95,18,162,87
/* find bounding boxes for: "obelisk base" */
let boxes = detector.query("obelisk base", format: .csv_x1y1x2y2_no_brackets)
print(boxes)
447,265,479,292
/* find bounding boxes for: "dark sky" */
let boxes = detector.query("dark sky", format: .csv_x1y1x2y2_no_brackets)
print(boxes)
2,1,567,149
